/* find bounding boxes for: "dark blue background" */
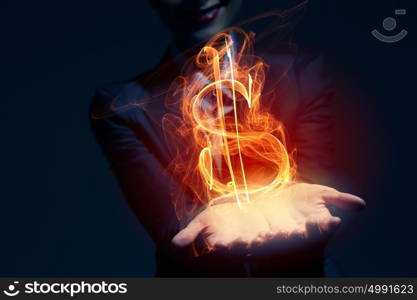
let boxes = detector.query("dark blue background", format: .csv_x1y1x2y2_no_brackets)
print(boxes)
2,0,416,276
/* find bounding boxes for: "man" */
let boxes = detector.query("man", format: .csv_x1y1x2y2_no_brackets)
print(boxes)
90,0,364,276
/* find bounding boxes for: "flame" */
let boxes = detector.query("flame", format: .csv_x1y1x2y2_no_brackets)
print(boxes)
164,29,296,219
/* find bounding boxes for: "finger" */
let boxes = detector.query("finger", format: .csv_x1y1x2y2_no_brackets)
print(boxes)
322,191,366,211
172,218,205,248
321,216,342,233
306,216,341,239
305,219,323,241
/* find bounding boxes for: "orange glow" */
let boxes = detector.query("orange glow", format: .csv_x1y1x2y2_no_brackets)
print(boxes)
164,29,296,218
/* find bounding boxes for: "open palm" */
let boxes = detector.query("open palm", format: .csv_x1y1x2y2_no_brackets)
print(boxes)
172,183,365,256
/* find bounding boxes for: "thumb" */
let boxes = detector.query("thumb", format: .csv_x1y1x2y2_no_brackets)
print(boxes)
322,191,366,211
172,217,205,248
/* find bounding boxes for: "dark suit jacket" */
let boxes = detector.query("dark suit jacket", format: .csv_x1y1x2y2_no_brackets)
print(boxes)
90,49,336,277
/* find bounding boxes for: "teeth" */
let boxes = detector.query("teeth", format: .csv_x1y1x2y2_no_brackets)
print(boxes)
198,7,218,21
204,10,215,18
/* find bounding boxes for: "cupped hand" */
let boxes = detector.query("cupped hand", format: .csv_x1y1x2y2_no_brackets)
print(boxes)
172,183,365,256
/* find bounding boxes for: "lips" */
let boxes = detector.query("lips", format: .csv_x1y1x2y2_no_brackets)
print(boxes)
181,3,224,24
195,3,222,23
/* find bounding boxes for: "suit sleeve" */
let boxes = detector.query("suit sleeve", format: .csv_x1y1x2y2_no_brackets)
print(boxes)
89,87,179,244
292,55,336,186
